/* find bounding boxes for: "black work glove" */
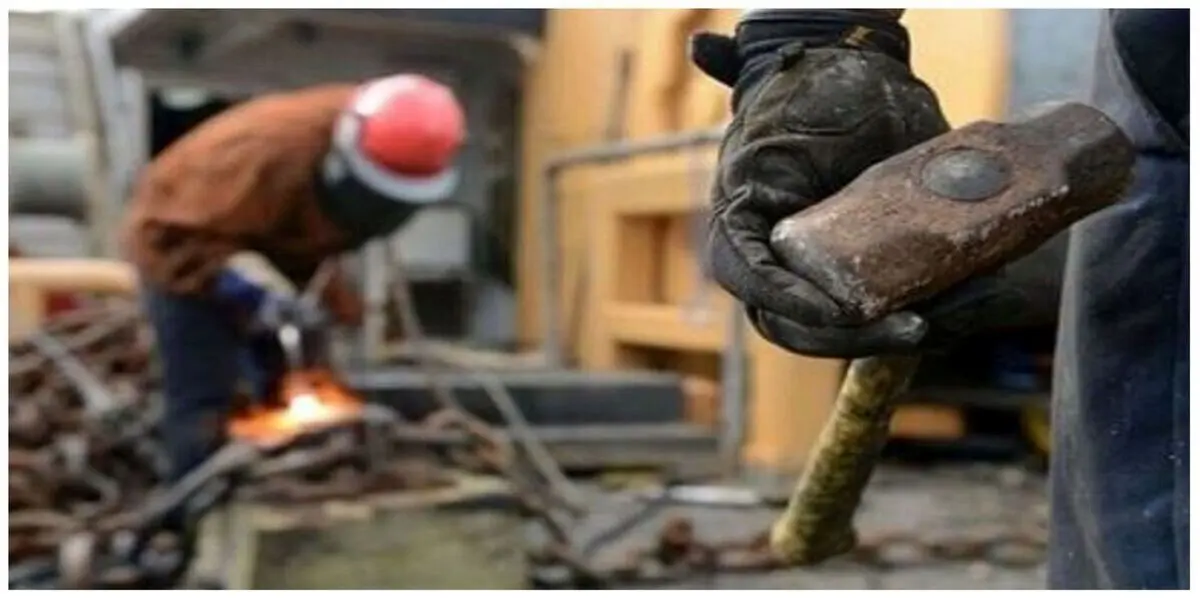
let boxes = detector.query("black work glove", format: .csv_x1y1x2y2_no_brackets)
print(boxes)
691,10,1028,359
251,293,329,334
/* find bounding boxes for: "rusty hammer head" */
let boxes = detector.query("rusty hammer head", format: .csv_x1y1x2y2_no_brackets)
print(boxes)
769,102,1136,323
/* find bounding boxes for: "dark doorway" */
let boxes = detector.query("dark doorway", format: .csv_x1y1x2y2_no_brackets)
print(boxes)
149,89,241,158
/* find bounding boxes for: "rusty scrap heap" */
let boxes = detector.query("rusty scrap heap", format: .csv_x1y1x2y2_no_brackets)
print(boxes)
6,294,753,589
5,297,585,588
8,298,1048,590
9,303,171,587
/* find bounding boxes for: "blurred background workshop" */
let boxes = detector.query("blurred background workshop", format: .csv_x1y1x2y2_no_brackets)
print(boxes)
8,8,1109,591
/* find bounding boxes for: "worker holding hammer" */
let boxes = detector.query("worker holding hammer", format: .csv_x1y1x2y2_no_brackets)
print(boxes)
691,8,1187,589
120,75,466,504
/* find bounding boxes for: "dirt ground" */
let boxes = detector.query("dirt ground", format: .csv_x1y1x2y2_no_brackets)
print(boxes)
563,462,1049,590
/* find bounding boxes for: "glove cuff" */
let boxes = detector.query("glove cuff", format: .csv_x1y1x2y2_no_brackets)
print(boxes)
213,268,268,313
732,9,911,108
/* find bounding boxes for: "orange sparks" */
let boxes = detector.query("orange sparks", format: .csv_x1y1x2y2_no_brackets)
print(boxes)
227,370,363,446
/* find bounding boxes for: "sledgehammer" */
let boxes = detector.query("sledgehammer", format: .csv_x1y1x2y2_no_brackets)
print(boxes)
764,103,1136,566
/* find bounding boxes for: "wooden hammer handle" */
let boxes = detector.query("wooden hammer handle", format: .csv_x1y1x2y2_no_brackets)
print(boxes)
769,354,921,565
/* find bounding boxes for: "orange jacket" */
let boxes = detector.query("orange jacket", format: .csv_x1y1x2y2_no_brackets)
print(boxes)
121,84,364,325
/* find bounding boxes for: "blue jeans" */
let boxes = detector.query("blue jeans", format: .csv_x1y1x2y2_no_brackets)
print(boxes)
143,286,282,483
1048,10,1189,589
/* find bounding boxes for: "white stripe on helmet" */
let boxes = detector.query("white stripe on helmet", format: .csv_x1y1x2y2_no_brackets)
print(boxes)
330,110,459,204
351,75,424,117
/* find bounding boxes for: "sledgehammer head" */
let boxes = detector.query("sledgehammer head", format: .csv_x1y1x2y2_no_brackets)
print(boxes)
770,102,1136,323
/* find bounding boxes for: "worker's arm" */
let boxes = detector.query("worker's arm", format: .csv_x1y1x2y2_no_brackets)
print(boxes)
690,9,1024,358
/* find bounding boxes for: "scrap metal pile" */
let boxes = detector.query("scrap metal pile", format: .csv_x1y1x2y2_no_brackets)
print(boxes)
5,290,821,589
4,295,751,589
9,302,176,588
8,296,1049,590
5,296,587,588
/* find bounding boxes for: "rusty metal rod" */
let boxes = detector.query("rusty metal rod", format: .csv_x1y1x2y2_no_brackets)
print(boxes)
382,246,586,515
25,331,121,417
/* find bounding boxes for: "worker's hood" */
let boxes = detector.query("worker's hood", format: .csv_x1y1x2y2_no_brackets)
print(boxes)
315,146,458,250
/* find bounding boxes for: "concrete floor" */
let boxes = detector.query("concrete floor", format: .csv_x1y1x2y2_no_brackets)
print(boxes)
562,462,1049,590
196,461,1049,590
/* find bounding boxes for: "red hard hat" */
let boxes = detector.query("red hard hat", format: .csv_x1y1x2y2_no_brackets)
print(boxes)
329,74,466,204
347,74,466,177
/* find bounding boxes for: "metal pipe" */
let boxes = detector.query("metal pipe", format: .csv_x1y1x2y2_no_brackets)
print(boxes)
538,126,726,368
545,126,726,172
360,240,391,364
83,14,133,259
9,139,91,222
719,306,748,477
538,174,563,367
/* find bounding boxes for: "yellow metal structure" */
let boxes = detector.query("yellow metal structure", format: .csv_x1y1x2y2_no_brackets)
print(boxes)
515,9,1013,474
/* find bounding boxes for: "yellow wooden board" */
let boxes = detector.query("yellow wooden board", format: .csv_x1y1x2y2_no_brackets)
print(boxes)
8,258,138,340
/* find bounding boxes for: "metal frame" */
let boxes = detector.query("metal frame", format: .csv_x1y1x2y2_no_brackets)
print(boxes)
80,12,150,258
538,128,727,367
536,127,748,472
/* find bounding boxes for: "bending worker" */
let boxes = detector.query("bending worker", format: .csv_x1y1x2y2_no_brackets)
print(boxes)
120,75,466,490
690,8,1187,589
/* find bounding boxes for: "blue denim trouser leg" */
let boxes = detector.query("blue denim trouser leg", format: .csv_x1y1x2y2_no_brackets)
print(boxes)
1051,154,1189,589
1048,11,1189,589
143,285,242,484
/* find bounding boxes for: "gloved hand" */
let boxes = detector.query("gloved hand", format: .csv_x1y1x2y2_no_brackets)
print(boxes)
213,267,328,333
691,10,1027,358
252,293,329,333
